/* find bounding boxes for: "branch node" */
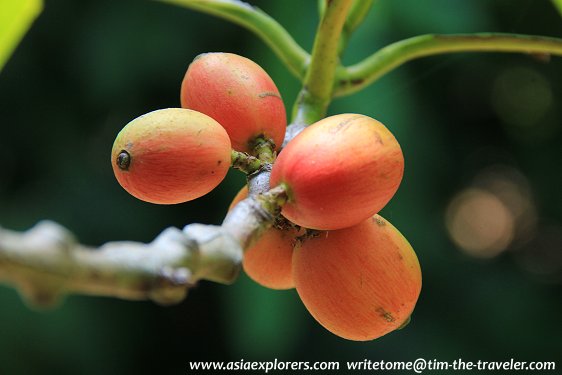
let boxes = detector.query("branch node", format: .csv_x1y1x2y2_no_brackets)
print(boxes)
149,266,192,305
231,150,264,174
18,283,64,310
26,220,76,253
182,224,243,285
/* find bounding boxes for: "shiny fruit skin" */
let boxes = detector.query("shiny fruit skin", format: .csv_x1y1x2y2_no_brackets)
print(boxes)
181,52,286,152
293,215,421,341
270,114,404,230
112,108,231,204
229,186,296,290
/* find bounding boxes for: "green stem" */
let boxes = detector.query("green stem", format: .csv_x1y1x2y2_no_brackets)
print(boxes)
335,33,562,97
339,0,375,52
345,0,375,35
161,0,309,79
317,0,327,20
292,0,353,126
250,137,276,163
230,150,263,174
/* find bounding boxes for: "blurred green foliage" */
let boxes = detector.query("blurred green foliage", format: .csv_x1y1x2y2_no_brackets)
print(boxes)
0,0,561,374
0,0,42,71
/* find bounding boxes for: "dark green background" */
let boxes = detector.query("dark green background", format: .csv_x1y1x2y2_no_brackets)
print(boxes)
1,0,561,374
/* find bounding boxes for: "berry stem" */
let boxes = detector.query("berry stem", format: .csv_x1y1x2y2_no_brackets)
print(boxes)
230,150,263,174
250,136,276,163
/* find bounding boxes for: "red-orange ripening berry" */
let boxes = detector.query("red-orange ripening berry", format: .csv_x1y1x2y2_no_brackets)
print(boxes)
293,215,422,341
229,186,298,290
181,52,286,153
111,108,231,204
270,113,404,230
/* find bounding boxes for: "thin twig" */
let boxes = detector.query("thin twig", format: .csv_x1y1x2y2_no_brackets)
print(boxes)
335,33,562,97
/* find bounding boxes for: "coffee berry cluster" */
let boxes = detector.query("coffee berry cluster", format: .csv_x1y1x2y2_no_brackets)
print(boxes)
111,52,421,341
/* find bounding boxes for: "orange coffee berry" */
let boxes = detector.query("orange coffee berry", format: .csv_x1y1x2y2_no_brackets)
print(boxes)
112,108,231,204
181,53,286,153
293,215,421,341
229,186,297,290
270,114,404,230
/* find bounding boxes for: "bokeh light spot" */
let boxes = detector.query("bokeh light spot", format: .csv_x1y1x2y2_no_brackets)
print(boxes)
446,188,514,258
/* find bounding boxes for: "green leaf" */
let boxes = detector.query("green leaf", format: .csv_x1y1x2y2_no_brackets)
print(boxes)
553,0,562,18
0,0,43,72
